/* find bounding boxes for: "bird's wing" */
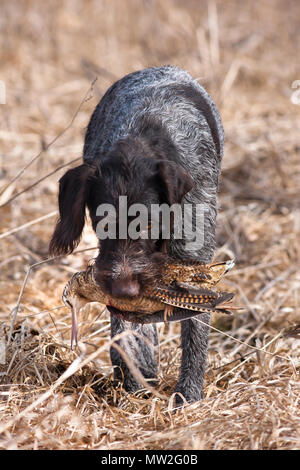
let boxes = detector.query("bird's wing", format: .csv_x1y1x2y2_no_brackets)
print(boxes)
153,285,234,314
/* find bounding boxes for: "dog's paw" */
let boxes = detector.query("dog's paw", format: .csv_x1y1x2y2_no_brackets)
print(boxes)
174,388,203,407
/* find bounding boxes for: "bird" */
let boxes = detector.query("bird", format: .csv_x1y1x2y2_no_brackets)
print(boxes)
62,259,236,349
160,258,235,289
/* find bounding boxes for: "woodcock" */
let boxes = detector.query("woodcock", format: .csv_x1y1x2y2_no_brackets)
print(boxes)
63,259,236,349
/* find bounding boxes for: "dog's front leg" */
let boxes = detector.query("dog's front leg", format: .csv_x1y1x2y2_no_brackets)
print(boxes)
174,312,210,405
110,314,158,392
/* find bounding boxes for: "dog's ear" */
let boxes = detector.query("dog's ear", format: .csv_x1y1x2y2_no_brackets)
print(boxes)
49,163,99,256
157,161,194,205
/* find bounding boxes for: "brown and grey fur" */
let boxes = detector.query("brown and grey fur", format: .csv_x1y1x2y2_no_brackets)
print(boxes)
50,65,224,404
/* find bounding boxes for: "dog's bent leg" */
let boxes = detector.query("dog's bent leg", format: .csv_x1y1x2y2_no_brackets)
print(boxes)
174,313,210,405
110,314,158,392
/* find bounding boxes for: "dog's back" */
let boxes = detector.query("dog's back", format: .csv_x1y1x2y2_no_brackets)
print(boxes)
84,66,223,158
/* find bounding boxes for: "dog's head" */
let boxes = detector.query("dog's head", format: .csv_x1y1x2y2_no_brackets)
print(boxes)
49,138,193,298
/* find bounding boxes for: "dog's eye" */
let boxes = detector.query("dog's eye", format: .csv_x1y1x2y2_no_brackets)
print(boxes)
104,223,108,231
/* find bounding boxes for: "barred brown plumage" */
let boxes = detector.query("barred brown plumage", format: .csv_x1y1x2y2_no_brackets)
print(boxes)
161,259,235,289
63,259,236,348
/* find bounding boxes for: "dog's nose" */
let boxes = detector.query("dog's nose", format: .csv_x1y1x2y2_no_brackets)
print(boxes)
111,279,140,298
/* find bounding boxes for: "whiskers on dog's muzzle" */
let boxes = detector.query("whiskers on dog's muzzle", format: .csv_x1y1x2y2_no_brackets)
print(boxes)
94,250,166,298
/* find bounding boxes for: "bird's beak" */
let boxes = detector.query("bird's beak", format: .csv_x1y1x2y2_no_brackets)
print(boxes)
71,307,78,350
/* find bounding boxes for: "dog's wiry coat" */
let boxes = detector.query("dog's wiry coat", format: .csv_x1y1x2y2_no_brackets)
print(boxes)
84,67,223,261
50,66,224,403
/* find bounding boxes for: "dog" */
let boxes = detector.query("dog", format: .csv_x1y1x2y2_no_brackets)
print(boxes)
49,65,224,404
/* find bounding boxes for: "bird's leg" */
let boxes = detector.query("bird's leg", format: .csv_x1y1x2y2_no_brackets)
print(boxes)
71,307,79,350
163,304,174,322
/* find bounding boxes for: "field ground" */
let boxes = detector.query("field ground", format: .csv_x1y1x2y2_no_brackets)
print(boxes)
0,0,300,450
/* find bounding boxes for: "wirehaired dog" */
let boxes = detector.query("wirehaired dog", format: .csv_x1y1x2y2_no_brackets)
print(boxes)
49,66,224,404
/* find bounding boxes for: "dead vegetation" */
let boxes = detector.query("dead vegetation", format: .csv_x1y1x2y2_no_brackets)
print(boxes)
0,0,300,450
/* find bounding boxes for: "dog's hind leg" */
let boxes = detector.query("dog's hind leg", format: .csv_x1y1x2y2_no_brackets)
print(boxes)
109,314,158,392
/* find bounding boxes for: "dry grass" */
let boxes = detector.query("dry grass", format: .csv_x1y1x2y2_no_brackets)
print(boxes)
0,0,300,450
